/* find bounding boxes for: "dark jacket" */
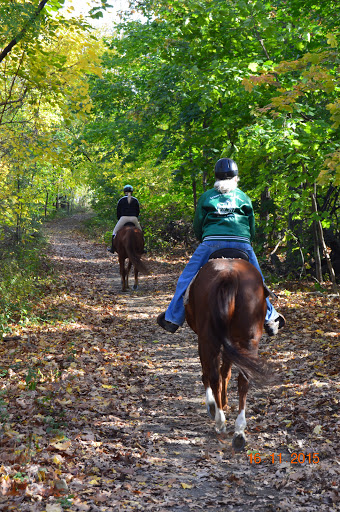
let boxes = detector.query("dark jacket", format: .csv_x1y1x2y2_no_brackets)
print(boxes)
117,196,140,219
193,187,255,243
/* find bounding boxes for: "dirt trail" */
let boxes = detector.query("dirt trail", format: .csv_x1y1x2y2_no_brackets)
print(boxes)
1,214,338,511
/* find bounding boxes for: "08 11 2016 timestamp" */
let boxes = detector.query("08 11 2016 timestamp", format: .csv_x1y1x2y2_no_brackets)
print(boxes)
247,452,320,464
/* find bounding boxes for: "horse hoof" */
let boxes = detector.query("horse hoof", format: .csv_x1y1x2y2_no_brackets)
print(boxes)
232,433,246,452
216,423,227,434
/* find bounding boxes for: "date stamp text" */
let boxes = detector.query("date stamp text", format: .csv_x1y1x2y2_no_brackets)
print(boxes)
248,452,320,464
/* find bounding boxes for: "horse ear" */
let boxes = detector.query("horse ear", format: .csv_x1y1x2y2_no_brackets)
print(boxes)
263,285,270,298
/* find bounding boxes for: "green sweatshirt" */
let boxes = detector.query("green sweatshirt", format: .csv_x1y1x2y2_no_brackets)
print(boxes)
193,187,255,243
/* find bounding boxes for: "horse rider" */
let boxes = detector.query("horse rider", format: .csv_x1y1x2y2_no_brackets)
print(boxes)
107,184,142,254
157,158,286,336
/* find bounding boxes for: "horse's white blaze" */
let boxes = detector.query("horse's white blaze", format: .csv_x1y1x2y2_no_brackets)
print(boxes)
235,409,246,435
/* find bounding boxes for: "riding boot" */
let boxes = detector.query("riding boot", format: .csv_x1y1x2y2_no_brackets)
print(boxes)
107,235,116,254
264,313,286,336
157,312,179,333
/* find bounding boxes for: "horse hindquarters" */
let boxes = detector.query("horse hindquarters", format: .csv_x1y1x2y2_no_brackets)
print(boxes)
210,261,267,447
125,228,148,290
186,265,237,433
115,226,148,291
186,259,268,444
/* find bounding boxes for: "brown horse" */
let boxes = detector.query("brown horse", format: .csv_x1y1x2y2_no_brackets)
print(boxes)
113,225,148,291
185,254,269,451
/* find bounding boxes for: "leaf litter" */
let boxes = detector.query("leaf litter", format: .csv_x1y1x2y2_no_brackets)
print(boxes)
0,214,339,511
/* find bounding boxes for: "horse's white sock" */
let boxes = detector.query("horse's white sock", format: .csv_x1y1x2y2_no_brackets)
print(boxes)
235,409,246,435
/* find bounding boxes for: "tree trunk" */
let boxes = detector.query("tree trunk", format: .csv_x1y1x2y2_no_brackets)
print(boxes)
260,186,270,222
286,185,304,272
312,219,322,282
44,191,49,217
56,184,59,209
15,178,21,243
192,178,197,211
202,118,209,191
311,190,338,294
311,182,323,281
260,186,271,245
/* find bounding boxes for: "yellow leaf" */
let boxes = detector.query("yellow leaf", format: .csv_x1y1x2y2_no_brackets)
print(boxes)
181,483,192,489
57,399,72,405
53,455,63,466
248,62,258,72
327,32,337,48
50,440,72,451
37,468,47,481
313,425,322,435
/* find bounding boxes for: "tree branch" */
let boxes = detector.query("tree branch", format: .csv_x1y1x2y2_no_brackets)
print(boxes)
0,0,50,63
0,51,26,125
0,97,27,107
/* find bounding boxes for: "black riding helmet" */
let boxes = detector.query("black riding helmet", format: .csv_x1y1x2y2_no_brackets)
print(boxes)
214,158,238,180
123,184,133,193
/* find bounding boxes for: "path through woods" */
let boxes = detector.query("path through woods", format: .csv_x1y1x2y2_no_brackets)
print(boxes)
0,214,339,511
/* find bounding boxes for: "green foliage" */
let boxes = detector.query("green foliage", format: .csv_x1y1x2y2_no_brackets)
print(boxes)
0,0,338,274
0,0,105,245
79,0,339,273
0,234,54,335
77,215,113,244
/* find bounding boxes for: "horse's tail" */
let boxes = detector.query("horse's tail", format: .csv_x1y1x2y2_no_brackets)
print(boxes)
208,275,266,384
126,231,149,274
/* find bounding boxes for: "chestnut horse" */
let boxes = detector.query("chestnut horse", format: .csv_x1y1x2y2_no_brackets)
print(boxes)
113,224,148,291
185,252,269,451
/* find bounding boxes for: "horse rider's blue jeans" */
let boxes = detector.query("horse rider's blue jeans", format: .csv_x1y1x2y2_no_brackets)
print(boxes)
164,240,279,327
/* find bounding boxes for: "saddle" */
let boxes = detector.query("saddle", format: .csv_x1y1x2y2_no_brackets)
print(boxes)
184,247,275,304
184,248,249,306
207,248,274,298
208,248,249,261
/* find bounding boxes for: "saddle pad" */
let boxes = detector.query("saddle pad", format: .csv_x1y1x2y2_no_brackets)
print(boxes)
208,248,249,261
183,273,199,306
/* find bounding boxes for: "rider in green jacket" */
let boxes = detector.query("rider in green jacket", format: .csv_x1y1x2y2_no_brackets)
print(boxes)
193,187,255,244
157,158,285,336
